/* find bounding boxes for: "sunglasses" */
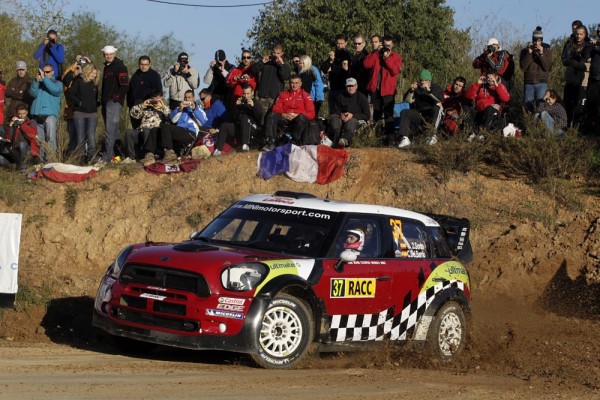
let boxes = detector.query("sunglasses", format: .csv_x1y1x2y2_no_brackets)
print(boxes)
354,42,363,45
293,59,300,63
43,70,53,74
242,56,252,59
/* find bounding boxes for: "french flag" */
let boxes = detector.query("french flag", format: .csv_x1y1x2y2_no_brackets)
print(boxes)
29,163,99,183
257,144,348,184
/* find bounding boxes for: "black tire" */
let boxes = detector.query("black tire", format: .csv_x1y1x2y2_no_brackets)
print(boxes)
251,294,314,369
427,301,467,361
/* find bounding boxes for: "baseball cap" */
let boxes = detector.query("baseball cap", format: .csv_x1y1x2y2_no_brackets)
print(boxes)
16,61,27,70
487,38,499,46
101,45,118,54
346,77,357,86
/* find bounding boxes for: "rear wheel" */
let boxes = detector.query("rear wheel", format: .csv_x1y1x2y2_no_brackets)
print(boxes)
428,301,466,361
252,294,313,368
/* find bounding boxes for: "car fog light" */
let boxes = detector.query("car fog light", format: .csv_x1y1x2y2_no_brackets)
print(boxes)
218,323,227,333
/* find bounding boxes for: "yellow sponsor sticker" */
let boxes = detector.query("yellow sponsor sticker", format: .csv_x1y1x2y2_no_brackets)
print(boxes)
330,278,376,298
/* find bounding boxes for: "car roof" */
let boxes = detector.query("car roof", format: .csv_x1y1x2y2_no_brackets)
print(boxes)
240,194,440,227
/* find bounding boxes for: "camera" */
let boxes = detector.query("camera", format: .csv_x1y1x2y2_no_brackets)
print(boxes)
149,100,158,105
241,98,249,105
379,45,390,54
13,118,24,126
269,53,278,62
182,101,192,107
486,45,495,54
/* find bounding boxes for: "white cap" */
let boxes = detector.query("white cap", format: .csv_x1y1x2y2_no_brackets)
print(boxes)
487,38,499,46
101,45,118,54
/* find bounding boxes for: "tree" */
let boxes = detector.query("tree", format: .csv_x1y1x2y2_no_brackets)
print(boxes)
247,0,472,90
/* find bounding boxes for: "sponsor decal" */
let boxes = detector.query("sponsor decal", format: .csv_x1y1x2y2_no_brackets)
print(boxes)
420,260,470,293
206,309,244,320
330,278,376,298
217,303,245,311
262,197,295,205
218,297,245,305
348,260,387,265
147,286,167,292
140,293,167,301
269,261,298,270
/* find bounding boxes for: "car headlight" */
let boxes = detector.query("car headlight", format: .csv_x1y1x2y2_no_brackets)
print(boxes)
221,263,268,292
108,245,134,278
94,275,116,314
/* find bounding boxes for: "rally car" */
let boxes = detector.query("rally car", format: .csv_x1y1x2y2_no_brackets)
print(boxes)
93,191,472,368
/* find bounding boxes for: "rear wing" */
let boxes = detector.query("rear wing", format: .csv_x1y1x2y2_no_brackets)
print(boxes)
426,213,473,265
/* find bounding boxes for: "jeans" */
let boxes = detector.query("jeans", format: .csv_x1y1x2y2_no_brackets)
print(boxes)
102,101,122,162
524,83,548,112
74,116,98,162
538,111,563,137
66,119,78,155
35,115,57,162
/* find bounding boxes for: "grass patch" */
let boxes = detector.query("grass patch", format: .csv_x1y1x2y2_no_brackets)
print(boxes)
0,169,32,206
64,187,78,219
185,212,203,229
14,281,54,311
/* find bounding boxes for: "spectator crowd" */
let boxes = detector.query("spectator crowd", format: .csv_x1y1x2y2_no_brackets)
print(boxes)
0,20,599,170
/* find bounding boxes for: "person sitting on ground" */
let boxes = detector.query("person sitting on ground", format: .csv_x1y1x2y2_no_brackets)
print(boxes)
262,75,315,150
533,89,568,136
198,89,234,156
124,91,170,166
441,76,473,137
397,69,444,148
160,89,208,163
3,104,39,167
232,83,261,152
328,77,370,148
464,70,510,132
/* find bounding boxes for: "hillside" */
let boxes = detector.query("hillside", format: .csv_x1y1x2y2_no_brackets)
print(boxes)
0,148,599,392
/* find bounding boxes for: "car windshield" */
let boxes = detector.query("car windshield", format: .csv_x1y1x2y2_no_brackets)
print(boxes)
194,201,338,257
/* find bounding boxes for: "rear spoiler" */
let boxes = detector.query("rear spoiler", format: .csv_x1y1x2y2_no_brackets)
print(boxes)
425,213,473,265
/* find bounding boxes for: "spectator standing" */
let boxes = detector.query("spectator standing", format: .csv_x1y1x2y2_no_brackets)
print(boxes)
328,77,370,148
561,24,592,127
584,29,600,134
534,89,568,136
473,38,512,79
465,71,510,132
363,35,402,144
62,56,90,156
254,43,291,125
350,35,370,96
397,69,445,148
203,50,234,103
127,55,163,129
0,70,5,137
100,45,129,163
262,75,315,150
163,52,200,110
33,29,65,79
321,34,352,109
520,27,552,112
67,63,100,164
4,61,33,125
29,64,63,161
298,55,325,116
226,49,257,105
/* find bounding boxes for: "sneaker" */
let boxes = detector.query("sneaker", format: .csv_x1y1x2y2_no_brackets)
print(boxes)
467,133,476,142
140,152,156,166
397,136,411,149
338,138,348,148
213,149,222,157
241,144,250,152
261,143,275,152
162,149,177,163
121,157,136,164
426,135,438,145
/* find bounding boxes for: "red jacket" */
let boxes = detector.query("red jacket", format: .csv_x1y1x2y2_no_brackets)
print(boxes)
465,82,510,112
9,119,40,156
442,85,471,114
226,64,257,104
272,88,315,120
363,50,402,96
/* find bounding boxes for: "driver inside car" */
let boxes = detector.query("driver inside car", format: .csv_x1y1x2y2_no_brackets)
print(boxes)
339,228,365,258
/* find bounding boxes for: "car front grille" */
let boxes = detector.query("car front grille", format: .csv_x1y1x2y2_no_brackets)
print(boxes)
120,264,211,297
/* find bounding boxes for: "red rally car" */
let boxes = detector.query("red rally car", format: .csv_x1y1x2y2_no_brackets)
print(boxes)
93,191,473,368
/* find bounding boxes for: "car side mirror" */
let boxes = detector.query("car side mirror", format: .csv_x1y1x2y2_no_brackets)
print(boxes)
334,249,358,272
189,231,198,240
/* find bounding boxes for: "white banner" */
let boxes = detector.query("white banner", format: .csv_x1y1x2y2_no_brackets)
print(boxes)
0,213,22,294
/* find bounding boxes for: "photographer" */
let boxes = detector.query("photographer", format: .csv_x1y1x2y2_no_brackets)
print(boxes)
68,63,100,164
1,104,39,167
203,50,234,103
163,52,199,109
465,71,510,132
320,34,352,109
363,35,402,145
62,55,91,155
520,27,552,112
226,49,257,105
253,43,291,125
473,38,512,81
33,30,65,80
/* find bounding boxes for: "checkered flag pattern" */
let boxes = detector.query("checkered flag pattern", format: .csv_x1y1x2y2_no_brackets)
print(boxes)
330,280,465,342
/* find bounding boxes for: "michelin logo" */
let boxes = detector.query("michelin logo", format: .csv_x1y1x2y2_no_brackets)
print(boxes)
206,309,244,320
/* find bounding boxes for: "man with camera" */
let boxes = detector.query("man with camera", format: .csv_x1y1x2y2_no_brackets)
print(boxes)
163,52,200,110
473,38,513,84
123,91,169,166
253,43,291,125
128,55,163,129
321,35,353,109
4,61,33,130
0,104,39,168
203,50,234,103
33,30,65,80
226,49,257,105
29,64,63,162
160,90,208,163
520,27,552,112
62,55,91,155
465,70,511,132
363,35,402,145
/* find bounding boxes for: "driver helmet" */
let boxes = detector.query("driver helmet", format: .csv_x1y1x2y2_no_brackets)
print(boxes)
344,228,364,251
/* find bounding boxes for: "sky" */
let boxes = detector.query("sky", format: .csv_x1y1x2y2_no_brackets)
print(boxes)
62,0,597,86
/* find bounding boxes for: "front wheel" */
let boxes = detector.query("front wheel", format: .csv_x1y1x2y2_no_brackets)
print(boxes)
428,301,467,361
252,294,313,368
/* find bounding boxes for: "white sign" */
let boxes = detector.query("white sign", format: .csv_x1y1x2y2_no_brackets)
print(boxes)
0,213,22,294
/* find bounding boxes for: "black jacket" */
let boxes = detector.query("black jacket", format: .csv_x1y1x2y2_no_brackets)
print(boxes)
127,68,162,108
101,57,129,105
405,83,444,114
331,90,370,121
254,60,291,99
561,41,593,85
67,77,99,113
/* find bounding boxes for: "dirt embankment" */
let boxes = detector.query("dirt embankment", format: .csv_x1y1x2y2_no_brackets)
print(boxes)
0,148,598,396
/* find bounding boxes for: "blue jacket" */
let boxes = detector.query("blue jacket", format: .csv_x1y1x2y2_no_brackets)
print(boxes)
33,43,65,73
310,66,325,102
29,77,63,118
204,99,232,128
169,102,208,136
